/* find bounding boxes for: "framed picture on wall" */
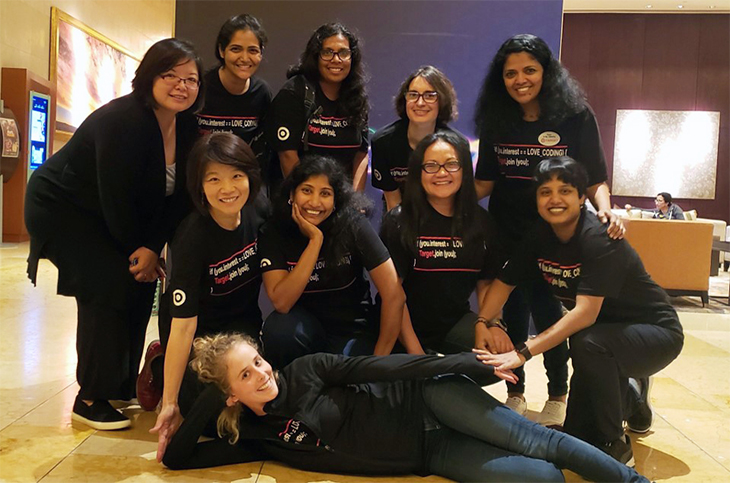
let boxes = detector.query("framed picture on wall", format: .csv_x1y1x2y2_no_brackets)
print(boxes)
50,7,140,135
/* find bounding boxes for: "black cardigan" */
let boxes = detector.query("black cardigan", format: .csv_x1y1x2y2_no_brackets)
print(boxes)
163,352,499,475
25,94,198,299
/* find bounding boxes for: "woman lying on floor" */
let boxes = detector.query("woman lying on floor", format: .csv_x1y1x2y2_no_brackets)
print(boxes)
159,333,648,482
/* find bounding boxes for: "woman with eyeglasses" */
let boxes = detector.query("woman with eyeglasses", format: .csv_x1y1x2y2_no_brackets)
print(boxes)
265,23,369,190
380,131,504,355
196,15,272,165
471,34,623,427
372,66,462,212
24,39,203,431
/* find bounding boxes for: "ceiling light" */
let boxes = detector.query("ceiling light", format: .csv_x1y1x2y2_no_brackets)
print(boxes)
677,4,684,8
646,4,653,7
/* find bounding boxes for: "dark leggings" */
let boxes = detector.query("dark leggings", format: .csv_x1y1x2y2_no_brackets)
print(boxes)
503,280,569,396
423,375,649,482
261,306,377,369
564,322,683,445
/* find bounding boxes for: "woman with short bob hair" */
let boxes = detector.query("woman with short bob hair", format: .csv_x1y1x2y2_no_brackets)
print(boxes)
477,156,683,466
265,23,370,190
472,34,623,426
25,38,203,430
258,155,409,368
381,131,504,355
161,332,649,483
197,14,272,164
372,66,462,212
145,132,270,457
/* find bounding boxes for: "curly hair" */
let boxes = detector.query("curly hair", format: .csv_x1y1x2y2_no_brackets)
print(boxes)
190,333,262,444
186,132,262,216
474,34,586,137
399,131,482,254
394,65,458,124
286,23,369,131
274,155,371,263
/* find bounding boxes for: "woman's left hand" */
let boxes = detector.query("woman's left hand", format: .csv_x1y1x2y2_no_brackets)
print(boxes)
129,246,159,283
596,209,625,240
473,348,525,371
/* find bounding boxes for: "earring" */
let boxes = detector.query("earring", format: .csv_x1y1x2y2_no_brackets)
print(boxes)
288,198,292,205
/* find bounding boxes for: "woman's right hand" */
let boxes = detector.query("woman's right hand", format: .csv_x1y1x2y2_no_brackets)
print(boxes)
291,202,323,242
129,246,160,283
150,403,183,462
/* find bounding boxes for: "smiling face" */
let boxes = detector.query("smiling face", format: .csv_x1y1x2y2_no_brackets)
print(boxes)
421,140,463,207
318,34,351,85
503,52,544,112
219,29,262,82
202,161,250,224
536,176,585,235
152,59,199,114
225,342,278,415
291,174,335,226
406,76,439,126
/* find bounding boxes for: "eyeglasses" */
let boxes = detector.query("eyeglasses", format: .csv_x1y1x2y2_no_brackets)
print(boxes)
421,160,462,174
159,73,200,89
405,91,438,103
320,48,352,61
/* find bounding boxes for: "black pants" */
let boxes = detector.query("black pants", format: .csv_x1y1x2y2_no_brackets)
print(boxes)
503,280,569,396
564,322,684,445
76,282,155,401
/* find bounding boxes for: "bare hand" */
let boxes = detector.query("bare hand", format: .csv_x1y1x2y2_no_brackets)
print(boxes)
291,202,323,242
129,247,160,283
596,209,625,240
149,403,183,462
473,347,525,371
475,324,514,354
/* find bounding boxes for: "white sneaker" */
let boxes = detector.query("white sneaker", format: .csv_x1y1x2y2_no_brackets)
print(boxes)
504,396,527,415
536,400,567,427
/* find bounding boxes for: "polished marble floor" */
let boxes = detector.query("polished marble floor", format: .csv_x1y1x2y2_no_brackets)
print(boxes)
1,241,729,483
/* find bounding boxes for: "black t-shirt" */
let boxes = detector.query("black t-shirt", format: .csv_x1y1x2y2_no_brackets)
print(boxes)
197,69,272,148
167,193,270,337
258,215,390,334
499,209,682,333
371,118,463,195
381,205,500,343
265,75,368,178
475,107,608,248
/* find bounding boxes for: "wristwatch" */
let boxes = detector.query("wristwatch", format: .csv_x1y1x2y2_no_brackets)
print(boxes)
515,342,533,362
476,317,508,333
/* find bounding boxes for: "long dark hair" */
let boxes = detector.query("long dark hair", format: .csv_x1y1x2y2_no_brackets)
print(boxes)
274,155,371,262
399,131,481,256
286,23,369,131
474,34,586,137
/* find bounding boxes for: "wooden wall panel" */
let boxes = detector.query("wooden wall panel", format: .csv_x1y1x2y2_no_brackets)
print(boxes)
562,14,729,222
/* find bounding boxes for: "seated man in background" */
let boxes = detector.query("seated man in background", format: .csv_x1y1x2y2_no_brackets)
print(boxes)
625,192,685,220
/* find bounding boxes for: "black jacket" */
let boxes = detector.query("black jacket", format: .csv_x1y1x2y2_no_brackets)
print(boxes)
163,352,499,474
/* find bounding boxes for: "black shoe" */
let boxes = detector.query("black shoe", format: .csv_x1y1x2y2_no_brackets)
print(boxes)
627,377,653,433
602,433,635,467
72,397,131,430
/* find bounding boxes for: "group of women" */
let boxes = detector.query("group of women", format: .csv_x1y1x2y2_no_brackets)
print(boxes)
23,12,683,482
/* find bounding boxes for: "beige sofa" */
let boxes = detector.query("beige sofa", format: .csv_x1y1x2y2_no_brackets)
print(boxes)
622,217,714,304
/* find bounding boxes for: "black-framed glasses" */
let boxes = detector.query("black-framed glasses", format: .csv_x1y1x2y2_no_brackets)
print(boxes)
320,48,352,61
422,160,462,174
405,91,438,103
159,73,200,89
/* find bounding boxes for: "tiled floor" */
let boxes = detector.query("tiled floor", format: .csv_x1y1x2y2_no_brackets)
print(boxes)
1,241,729,482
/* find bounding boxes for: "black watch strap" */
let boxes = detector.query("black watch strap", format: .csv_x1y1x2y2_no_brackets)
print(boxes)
515,342,533,362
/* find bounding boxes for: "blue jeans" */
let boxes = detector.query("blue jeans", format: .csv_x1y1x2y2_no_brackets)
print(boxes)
503,280,569,396
422,375,648,482
261,306,377,369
